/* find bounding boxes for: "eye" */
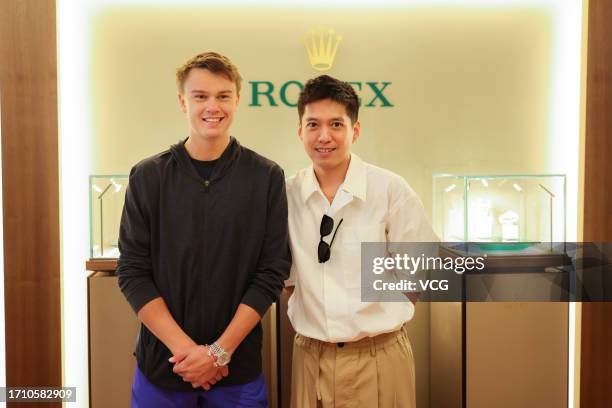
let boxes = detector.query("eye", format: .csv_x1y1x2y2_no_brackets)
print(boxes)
194,94,206,100
305,122,317,129
331,121,344,128
219,95,230,100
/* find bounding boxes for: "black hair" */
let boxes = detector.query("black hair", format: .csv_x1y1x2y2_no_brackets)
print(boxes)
297,75,359,124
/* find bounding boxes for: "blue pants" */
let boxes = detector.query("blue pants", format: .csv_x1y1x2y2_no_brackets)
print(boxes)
131,367,268,408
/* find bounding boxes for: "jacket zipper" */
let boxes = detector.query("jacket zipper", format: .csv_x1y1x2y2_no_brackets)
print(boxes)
202,178,209,340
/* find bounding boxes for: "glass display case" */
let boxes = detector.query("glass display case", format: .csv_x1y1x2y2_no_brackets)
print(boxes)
89,175,128,259
433,174,565,243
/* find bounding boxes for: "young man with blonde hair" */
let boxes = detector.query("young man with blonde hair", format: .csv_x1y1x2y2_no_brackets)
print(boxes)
118,52,291,407
285,75,437,408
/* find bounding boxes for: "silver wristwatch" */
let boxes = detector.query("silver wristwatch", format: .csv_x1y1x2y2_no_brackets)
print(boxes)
208,342,231,367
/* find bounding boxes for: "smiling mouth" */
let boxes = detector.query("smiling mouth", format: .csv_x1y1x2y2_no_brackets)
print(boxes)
315,147,336,153
203,117,224,123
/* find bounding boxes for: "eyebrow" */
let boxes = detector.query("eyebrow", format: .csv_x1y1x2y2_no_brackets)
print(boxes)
304,116,345,122
190,90,234,95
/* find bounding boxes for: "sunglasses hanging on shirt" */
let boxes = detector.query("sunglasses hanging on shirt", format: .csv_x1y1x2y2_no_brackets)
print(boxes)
318,215,343,263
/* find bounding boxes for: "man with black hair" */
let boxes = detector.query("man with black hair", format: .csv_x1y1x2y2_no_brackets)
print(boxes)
285,75,437,408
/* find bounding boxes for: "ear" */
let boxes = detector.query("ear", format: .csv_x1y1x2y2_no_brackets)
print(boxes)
297,121,304,142
178,93,187,113
352,120,361,143
235,93,241,109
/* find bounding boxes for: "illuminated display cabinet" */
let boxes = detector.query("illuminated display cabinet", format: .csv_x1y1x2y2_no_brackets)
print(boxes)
431,174,569,408
433,174,566,243
89,175,128,259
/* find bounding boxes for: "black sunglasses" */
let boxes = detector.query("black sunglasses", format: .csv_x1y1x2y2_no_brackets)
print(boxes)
318,215,343,263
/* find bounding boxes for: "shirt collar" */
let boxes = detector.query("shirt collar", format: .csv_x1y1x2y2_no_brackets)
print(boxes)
341,154,367,201
300,165,320,203
300,153,367,203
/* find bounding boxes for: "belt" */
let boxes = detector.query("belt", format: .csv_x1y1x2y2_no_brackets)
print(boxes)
294,326,408,400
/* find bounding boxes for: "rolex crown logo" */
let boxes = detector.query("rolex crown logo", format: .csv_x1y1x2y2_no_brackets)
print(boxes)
303,28,343,72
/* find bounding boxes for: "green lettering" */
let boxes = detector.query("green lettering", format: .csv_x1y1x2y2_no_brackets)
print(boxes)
249,81,278,107
365,82,393,107
279,81,304,107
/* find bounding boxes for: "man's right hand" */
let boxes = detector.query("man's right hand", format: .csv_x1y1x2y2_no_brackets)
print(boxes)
193,365,229,390
169,345,229,390
137,298,230,390
170,345,216,382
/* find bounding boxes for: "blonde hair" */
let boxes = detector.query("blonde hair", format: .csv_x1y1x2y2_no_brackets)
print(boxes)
176,52,242,94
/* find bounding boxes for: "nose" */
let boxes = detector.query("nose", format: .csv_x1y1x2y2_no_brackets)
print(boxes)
317,126,332,143
204,99,220,113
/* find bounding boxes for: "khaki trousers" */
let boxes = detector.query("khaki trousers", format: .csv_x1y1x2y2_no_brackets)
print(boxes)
290,326,416,408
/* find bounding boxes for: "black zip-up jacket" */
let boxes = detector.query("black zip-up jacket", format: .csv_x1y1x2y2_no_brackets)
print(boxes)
117,137,291,391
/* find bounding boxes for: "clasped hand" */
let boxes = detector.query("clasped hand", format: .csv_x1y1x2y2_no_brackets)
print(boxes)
169,345,229,390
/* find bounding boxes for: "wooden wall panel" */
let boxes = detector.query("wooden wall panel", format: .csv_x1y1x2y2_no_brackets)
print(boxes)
581,0,612,406
583,2,612,241
0,0,61,405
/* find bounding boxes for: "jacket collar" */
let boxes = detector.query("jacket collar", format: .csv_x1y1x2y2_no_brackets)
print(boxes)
170,136,240,182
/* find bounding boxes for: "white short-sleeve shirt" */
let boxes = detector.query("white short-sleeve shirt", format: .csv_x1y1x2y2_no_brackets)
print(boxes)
286,154,438,342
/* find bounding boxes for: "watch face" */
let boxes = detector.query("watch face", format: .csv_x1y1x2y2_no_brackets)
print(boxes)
217,352,231,366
